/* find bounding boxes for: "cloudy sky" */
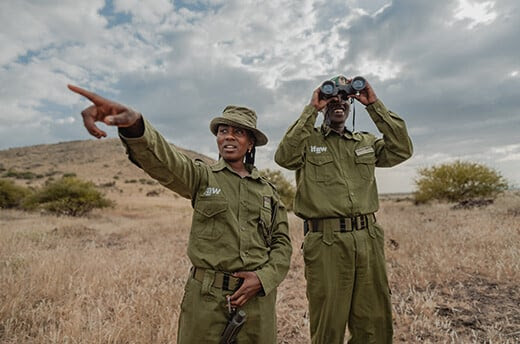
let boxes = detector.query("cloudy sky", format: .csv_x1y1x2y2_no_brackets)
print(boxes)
1,0,519,192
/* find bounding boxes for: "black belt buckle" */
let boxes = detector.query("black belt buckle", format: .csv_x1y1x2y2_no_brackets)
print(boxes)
339,218,347,232
222,274,231,290
359,215,366,230
236,277,244,291
349,217,356,231
223,273,244,291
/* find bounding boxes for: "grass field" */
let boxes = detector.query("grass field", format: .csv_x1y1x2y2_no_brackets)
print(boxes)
1,140,519,343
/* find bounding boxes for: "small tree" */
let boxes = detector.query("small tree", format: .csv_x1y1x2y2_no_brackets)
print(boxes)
0,179,31,209
259,169,296,211
414,160,508,203
23,176,113,216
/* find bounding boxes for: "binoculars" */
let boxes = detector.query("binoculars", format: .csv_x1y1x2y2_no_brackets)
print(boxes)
319,76,367,101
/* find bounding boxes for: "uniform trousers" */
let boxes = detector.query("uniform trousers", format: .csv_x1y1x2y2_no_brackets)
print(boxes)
177,269,277,344
303,222,393,344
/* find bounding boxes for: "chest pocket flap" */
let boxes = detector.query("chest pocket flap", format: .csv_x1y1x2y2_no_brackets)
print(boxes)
195,200,228,217
306,153,334,182
307,153,334,166
354,153,376,165
193,200,228,240
354,152,376,181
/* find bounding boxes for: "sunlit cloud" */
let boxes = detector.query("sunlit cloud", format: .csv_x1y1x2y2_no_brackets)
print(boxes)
0,0,519,192
453,0,497,29
56,117,76,125
357,57,401,81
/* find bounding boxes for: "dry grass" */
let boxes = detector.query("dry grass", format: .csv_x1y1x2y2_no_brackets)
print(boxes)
1,140,519,343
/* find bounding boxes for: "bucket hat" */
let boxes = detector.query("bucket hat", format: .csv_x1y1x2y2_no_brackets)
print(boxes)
209,105,268,146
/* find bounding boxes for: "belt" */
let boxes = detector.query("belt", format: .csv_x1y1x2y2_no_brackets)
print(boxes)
304,214,376,233
191,267,243,291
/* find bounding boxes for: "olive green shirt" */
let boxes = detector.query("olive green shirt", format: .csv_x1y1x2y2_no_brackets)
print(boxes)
120,119,292,296
275,99,413,219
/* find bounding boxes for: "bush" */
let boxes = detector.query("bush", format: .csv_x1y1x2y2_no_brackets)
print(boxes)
259,169,296,211
414,161,508,203
0,179,31,208
23,176,113,216
3,170,43,180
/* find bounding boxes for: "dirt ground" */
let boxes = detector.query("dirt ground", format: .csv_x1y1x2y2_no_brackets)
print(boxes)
1,140,519,343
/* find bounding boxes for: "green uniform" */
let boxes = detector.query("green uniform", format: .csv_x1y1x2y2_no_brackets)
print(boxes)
275,100,412,344
120,118,292,344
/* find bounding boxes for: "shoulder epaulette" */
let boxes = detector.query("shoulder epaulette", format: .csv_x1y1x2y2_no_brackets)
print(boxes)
258,175,277,189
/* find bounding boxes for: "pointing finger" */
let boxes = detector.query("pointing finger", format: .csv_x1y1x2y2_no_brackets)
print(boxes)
68,84,109,106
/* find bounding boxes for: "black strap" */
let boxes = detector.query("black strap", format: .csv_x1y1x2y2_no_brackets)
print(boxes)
339,218,346,232
222,274,230,291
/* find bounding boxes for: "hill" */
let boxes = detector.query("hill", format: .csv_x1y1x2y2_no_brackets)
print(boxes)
0,138,215,193
1,140,520,343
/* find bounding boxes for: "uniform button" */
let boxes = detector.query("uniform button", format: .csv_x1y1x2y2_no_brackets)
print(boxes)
350,192,354,197
241,226,245,231
245,251,249,256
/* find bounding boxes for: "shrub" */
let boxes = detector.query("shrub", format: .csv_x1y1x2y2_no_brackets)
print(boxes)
259,169,296,211
23,176,113,216
0,179,31,208
3,170,43,180
414,160,508,203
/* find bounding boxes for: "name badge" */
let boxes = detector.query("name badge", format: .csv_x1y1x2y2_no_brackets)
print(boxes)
355,146,374,156
263,196,271,209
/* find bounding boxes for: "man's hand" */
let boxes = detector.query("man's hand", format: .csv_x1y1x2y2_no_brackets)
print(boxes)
351,79,378,106
229,271,263,307
68,84,142,138
309,87,339,111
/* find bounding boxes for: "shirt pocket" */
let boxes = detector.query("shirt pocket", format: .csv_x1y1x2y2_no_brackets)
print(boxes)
192,200,228,240
354,152,376,181
306,153,334,182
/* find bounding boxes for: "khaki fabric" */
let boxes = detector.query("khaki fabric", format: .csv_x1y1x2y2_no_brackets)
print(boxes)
304,223,392,344
274,99,413,219
275,99,412,343
120,119,292,343
178,272,277,344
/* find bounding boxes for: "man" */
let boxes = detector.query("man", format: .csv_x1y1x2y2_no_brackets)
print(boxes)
68,85,292,343
274,76,412,343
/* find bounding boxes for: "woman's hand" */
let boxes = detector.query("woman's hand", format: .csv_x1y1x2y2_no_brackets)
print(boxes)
229,271,263,307
68,84,142,138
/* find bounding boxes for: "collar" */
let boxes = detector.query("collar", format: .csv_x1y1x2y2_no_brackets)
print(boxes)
211,158,261,180
320,123,360,141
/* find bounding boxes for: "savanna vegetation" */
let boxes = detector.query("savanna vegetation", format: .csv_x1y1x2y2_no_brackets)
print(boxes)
1,140,519,343
414,160,509,204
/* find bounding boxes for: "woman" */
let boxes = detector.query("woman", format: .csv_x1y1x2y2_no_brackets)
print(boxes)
68,85,292,343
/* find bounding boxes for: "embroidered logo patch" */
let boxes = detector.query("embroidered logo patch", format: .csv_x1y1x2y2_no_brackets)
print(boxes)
202,187,221,196
310,145,327,154
263,196,271,209
355,146,374,156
